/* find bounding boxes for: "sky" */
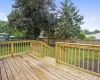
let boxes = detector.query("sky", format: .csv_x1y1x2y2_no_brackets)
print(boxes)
0,0,100,31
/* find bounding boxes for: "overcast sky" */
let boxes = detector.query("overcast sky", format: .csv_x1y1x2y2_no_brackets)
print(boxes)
0,0,100,31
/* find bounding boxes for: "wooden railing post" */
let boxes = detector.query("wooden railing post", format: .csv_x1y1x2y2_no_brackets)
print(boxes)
63,46,66,63
99,50,100,73
56,43,59,63
30,40,33,53
41,42,44,57
11,42,14,56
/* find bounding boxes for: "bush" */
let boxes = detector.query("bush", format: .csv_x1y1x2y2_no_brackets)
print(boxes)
85,36,96,40
78,32,86,39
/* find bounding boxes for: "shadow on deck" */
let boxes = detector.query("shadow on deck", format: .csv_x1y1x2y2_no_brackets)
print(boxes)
0,53,100,80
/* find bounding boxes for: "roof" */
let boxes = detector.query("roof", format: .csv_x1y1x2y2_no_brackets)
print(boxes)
87,33,100,39
0,32,10,36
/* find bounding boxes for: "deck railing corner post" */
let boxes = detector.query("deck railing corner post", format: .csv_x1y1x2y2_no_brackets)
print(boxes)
41,42,44,57
99,50,100,73
30,40,33,53
56,43,58,63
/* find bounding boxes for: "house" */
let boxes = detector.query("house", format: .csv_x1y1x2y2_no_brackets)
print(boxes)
87,33,100,39
0,32,10,41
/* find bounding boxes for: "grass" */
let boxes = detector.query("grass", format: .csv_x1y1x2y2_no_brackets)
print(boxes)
50,46,99,69
51,46,99,60
0,45,30,56
0,45,99,61
51,46,56,58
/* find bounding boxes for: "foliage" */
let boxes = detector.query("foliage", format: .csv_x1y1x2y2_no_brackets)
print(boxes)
92,29,100,34
0,20,11,33
43,26,56,38
11,29,26,37
83,29,100,35
82,29,90,34
78,32,86,39
0,20,26,37
8,0,57,39
54,0,84,38
85,36,96,40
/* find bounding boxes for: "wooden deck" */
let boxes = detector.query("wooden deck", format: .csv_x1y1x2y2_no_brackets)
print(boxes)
0,53,100,80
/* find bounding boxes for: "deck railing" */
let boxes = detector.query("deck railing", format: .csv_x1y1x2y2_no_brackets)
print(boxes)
32,40,53,57
0,40,53,58
1,40,100,77
56,42,100,77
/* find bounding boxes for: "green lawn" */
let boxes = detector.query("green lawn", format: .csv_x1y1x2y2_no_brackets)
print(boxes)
51,46,99,60
50,46,99,68
0,45,30,56
0,45,99,62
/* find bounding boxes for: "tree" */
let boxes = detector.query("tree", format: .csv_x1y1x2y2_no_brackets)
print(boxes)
93,29,100,34
82,29,90,34
55,0,84,38
43,12,58,38
0,20,25,37
8,0,56,39
82,29,100,35
78,32,86,39
85,36,96,40
0,20,10,33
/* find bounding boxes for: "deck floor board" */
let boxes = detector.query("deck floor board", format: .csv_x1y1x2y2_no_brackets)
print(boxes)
0,53,100,80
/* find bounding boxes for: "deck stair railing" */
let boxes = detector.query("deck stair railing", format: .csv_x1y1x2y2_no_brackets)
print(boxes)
56,42,100,77
31,40,53,57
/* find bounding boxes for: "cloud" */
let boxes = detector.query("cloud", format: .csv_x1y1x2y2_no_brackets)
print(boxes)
0,12,8,21
81,16,100,31
91,16,96,20
84,16,96,21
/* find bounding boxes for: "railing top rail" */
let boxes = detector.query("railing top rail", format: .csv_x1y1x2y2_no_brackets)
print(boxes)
56,42,100,47
32,40,42,43
0,40,53,57
42,42,52,50
56,42,100,50
0,40,32,44
32,40,52,50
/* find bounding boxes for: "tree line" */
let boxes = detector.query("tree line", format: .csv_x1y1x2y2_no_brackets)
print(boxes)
82,29,100,35
0,0,91,40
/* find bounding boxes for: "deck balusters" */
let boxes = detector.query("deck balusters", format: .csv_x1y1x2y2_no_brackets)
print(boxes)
68,47,69,64
78,48,80,67
56,42,100,76
92,49,94,72
82,48,84,69
74,47,76,66
87,49,89,70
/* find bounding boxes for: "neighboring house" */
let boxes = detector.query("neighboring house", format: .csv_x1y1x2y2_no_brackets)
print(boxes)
0,32,17,41
9,35,17,41
0,33,10,41
87,33,100,39
38,31,44,38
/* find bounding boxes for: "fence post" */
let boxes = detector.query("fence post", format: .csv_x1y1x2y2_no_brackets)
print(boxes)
11,42,14,56
30,40,33,53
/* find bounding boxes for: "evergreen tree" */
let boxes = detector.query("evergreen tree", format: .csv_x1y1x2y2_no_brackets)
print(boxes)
55,0,84,38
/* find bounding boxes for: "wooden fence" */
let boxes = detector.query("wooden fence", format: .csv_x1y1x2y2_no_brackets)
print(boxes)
39,38,100,46
56,42,100,77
